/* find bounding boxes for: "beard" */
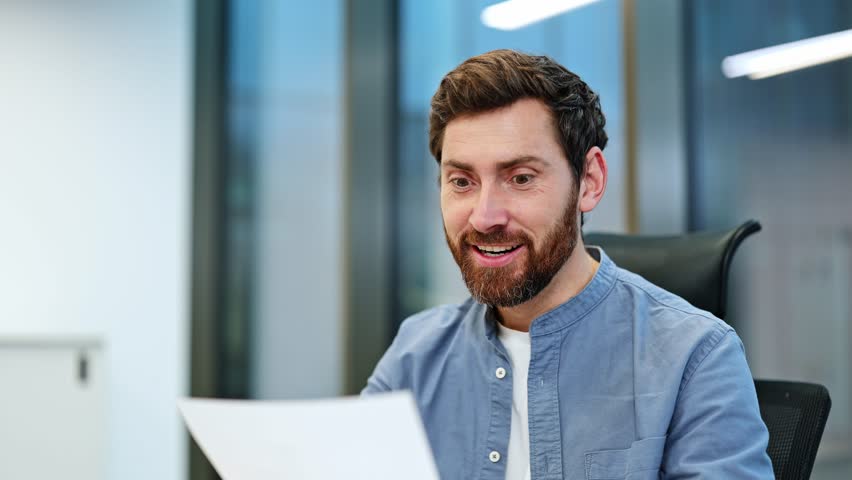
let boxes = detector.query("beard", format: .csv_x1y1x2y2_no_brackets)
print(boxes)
445,192,579,307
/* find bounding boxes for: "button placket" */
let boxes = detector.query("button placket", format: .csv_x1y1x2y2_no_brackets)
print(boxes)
484,337,511,477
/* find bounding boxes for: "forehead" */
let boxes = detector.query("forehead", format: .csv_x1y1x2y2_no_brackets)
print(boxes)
441,98,565,168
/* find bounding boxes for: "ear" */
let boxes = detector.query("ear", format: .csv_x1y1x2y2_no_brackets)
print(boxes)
578,146,607,213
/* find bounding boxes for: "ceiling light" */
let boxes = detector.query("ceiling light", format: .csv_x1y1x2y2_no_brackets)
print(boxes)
721,29,852,80
481,0,600,31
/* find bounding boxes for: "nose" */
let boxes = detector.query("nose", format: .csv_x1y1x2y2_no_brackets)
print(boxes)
469,185,509,233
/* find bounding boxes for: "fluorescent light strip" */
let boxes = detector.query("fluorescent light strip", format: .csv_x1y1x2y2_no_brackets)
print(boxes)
722,29,852,80
481,0,600,31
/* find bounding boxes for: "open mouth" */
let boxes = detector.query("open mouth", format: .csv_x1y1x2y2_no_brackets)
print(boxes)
474,244,522,257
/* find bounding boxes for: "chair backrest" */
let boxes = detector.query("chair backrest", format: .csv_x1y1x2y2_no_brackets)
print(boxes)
585,220,832,480
754,380,832,480
585,219,761,319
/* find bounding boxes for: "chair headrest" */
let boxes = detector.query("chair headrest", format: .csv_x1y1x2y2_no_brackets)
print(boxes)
585,220,761,319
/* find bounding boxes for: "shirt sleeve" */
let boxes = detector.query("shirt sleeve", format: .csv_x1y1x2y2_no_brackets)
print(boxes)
663,329,775,478
360,329,405,395
361,353,395,395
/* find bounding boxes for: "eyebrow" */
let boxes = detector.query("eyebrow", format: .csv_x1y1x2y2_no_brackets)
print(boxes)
441,155,548,172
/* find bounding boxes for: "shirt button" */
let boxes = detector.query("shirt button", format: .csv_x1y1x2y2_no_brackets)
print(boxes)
489,450,501,463
495,367,506,379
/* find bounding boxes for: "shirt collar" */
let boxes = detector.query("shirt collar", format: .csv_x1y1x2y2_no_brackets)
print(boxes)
482,247,618,338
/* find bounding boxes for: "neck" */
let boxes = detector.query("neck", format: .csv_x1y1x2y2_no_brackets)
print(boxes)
496,241,600,332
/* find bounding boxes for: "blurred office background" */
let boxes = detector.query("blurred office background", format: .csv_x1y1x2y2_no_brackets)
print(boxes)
0,0,850,479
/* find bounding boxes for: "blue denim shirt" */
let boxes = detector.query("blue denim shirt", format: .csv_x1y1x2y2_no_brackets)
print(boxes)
363,249,773,479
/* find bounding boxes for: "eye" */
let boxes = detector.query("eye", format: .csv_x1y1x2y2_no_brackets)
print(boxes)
512,174,533,185
450,177,471,188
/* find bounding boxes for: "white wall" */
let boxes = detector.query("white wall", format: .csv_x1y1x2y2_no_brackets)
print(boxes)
0,1,192,479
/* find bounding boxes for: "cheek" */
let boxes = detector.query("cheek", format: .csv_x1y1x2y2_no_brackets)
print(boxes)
512,199,569,239
440,198,468,234
512,198,558,224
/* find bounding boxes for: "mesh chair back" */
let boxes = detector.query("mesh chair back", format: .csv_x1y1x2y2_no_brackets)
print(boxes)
755,380,831,480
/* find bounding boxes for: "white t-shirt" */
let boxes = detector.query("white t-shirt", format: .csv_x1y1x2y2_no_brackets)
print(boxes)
496,322,532,480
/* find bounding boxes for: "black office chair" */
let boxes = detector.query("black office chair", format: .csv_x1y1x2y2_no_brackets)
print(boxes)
586,220,832,480
585,219,761,319
755,380,831,479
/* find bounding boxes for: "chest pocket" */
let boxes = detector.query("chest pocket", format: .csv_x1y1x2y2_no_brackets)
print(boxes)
584,436,666,480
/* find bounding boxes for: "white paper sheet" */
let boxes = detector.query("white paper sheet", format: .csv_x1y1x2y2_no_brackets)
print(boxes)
178,391,440,480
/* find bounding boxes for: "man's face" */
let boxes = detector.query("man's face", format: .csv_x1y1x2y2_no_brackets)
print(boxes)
440,98,580,307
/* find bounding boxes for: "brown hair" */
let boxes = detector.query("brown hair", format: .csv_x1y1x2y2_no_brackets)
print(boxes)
429,49,608,185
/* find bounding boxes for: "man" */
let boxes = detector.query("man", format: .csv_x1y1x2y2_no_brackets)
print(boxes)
363,50,773,479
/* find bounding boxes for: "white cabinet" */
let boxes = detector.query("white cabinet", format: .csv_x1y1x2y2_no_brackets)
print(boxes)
0,337,105,480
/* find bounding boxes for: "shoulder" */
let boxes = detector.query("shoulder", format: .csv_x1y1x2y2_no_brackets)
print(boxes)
608,266,739,378
612,266,732,332
362,298,484,393
392,298,483,354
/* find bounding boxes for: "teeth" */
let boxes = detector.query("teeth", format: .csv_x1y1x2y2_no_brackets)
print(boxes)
477,245,517,253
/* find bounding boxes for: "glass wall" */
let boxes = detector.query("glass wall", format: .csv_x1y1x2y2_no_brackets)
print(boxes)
227,1,346,399
203,3,852,475
395,0,628,324
686,1,852,477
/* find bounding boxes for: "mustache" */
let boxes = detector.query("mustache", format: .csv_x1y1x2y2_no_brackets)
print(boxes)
460,229,530,246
